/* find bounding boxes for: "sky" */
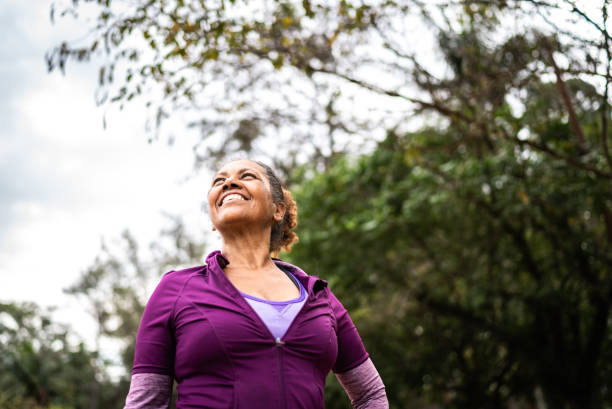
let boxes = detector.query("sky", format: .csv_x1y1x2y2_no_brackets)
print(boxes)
0,0,218,346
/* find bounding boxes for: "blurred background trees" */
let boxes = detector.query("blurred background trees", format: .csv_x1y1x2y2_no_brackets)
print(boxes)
0,301,124,409
1,0,610,408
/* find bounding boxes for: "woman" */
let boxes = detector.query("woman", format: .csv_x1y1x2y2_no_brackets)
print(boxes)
124,159,388,409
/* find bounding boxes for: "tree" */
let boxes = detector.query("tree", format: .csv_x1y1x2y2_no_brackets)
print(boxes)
288,83,612,408
0,301,121,409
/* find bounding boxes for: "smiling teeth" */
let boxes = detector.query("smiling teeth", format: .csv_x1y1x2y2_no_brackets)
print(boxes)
221,194,245,206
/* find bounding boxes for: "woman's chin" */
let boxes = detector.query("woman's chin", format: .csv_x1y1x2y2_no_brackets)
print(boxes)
215,210,262,229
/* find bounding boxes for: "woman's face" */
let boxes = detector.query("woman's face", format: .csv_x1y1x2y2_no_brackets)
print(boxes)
207,160,283,233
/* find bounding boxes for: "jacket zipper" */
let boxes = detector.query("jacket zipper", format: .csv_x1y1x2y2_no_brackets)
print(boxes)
276,337,287,409
273,283,325,409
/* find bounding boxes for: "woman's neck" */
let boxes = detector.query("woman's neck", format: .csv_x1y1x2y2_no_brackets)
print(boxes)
221,230,274,271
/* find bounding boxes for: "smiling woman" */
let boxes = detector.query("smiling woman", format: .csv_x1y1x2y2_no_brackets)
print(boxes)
210,160,299,256
123,159,388,409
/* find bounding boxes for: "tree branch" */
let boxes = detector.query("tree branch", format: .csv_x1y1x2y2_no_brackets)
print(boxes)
562,0,612,43
545,47,587,148
310,66,473,123
600,0,612,170
497,125,612,178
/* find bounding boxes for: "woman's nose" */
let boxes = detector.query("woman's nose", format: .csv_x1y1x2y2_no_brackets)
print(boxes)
222,176,240,190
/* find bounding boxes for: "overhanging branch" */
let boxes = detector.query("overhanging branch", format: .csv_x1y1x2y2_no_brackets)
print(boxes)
310,66,472,123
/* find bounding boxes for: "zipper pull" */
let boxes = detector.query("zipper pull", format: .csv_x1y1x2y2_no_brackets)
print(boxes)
275,337,285,346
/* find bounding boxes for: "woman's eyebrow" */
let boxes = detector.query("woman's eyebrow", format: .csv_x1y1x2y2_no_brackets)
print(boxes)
238,168,259,174
213,168,260,178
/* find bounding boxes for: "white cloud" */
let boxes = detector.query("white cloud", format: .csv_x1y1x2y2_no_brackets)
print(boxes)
0,0,214,352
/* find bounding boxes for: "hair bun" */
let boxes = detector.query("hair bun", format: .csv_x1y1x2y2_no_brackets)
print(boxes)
279,188,299,253
256,161,299,255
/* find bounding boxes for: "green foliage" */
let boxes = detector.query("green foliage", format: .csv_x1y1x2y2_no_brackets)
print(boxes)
280,7,612,408
0,302,121,409
288,95,612,409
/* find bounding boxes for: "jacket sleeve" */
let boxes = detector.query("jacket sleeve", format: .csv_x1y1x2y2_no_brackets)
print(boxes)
124,373,172,409
329,289,369,373
336,358,388,409
132,272,179,376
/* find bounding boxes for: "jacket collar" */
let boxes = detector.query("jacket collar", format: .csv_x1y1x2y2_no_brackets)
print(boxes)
204,250,328,295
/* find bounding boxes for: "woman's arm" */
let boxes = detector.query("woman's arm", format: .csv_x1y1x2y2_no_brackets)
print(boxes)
125,271,179,408
335,358,388,409
124,373,172,409
328,288,388,408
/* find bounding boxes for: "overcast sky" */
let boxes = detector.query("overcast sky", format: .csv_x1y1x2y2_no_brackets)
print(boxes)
0,0,217,345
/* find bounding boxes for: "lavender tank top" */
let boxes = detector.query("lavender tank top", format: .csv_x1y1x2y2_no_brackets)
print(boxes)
240,269,307,340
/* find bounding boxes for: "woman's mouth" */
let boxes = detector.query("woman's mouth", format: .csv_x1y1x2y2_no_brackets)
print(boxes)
219,193,247,207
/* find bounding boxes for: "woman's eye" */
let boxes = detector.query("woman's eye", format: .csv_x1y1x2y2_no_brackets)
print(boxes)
213,177,225,185
242,173,255,179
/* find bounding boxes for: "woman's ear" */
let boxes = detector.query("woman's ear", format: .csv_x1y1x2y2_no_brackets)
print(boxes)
273,202,286,222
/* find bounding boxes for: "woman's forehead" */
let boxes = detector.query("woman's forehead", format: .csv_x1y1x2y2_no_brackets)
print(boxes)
215,159,265,175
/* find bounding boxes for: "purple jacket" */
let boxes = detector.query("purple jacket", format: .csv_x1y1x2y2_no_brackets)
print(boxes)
133,250,369,409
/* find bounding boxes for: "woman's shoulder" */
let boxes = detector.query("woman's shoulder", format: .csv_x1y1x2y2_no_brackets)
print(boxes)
153,265,207,296
164,264,207,279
